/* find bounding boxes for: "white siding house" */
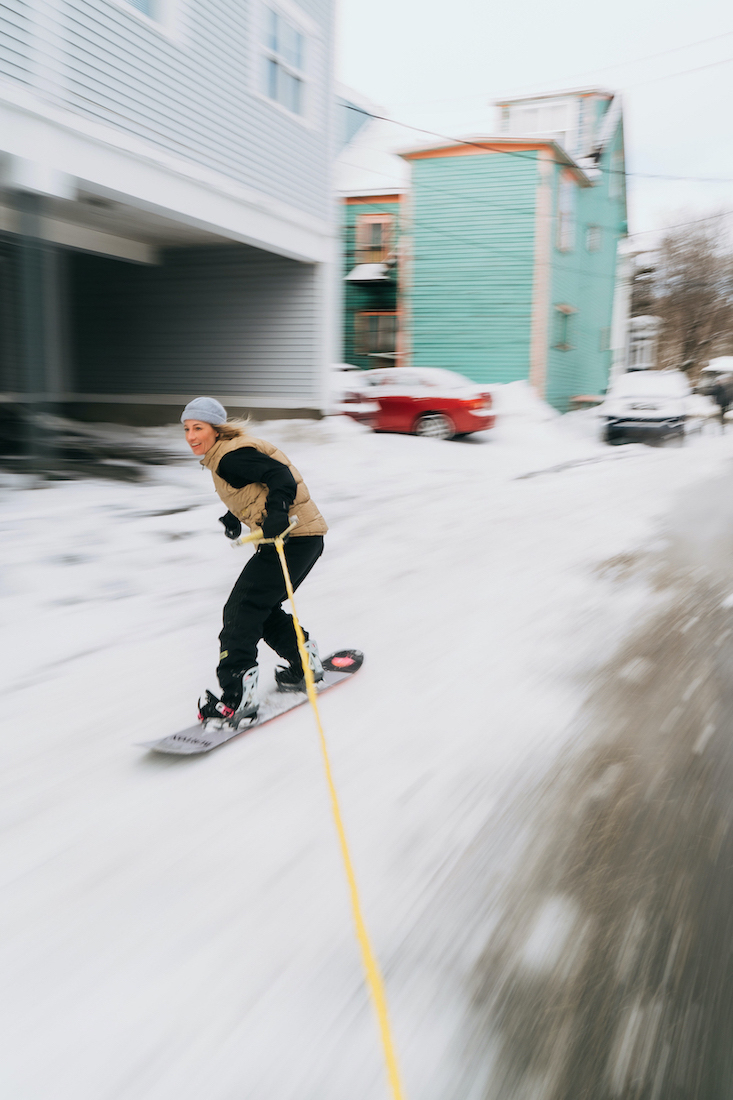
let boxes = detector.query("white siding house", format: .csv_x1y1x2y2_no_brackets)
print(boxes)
0,0,337,422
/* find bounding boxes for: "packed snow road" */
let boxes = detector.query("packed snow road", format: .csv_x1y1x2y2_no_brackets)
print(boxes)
1,390,733,1100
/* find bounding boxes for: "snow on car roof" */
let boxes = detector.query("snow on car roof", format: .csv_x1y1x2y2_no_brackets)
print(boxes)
361,367,480,389
609,370,690,397
701,357,733,374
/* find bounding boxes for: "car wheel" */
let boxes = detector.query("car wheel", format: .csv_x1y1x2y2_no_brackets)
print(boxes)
414,413,455,440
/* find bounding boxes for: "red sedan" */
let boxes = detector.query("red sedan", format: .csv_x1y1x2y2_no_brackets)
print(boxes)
338,367,495,440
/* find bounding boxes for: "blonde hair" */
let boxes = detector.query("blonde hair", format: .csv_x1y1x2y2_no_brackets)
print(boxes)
216,417,250,441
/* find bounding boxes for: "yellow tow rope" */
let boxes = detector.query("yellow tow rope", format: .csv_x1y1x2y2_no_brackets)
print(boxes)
236,524,407,1100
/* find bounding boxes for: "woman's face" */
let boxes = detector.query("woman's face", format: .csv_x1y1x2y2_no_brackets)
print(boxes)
184,419,219,456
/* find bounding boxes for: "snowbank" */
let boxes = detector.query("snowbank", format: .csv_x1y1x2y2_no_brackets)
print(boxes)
2,410,733,1099
489,380,559,422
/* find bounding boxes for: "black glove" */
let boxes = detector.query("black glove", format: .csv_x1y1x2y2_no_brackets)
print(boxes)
218,512,242,540
262,510,292,539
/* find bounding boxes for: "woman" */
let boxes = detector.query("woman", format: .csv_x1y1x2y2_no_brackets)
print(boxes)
182,397,327,730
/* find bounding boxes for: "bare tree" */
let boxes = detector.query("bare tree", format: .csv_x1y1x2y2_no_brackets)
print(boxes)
647,221,733,378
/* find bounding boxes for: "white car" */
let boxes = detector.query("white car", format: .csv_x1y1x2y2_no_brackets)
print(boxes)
601,370,690,444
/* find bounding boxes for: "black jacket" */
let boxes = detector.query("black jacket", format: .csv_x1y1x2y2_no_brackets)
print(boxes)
216,446,297,527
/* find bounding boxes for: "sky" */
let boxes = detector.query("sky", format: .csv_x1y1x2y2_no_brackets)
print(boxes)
335,0,733,240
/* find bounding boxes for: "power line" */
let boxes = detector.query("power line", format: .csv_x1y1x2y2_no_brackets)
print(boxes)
386,29,733,107
343,192,618,285
342,103,733,183
337,159,733,238
500,29,733,97
343,193,730,290
628,210,733,235
339,164,624,242
624,54,733,88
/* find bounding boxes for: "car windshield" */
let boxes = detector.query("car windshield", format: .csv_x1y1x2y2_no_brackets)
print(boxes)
609,371,689,398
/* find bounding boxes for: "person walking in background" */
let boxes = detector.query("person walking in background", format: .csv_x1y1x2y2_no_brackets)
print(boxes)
711,378,731,431
181,397,328,730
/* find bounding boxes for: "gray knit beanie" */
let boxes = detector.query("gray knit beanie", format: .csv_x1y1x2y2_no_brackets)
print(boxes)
180,397,227,425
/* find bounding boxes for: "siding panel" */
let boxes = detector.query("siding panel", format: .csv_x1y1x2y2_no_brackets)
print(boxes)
545,133,624,411
409,153,538,385
0,0,333,220
71,245,320,402
0,0,33,84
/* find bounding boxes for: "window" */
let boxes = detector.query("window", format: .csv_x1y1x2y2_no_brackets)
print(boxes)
355,215,393,263
262,7,305,115
124,0,154,15
355,312,398,357
506,99,572,142
556,172,576,252
609,148,624,200
628,332,656,370
586,225,602,252
553,305,576,350
116,0,180,33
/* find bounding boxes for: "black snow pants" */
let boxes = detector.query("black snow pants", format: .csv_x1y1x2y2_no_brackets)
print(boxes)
217,535,324,707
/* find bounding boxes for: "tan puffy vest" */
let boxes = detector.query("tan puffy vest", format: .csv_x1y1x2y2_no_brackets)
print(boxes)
201,434,328,538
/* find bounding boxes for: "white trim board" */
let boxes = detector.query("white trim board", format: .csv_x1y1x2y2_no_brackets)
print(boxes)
0,79,335,264
0,392,323,410
0,205,157,263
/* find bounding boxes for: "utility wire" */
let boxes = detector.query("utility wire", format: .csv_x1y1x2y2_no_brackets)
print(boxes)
627,210,733,235
344,192,618,285
343,191,732,290
336,155,730,236
342,103,733,183
502,31,733,96
388,29,733,106
624,54,733,88
339,163,626,243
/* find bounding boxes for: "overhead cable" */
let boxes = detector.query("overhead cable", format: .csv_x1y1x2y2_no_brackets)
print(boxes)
342,103,733,183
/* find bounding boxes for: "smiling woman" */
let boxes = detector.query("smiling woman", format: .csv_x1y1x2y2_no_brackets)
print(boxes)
183,418,218,456
179,396,328,731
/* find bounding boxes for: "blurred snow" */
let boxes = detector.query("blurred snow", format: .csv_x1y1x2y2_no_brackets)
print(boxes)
2,400,733,1099
489,379,560,421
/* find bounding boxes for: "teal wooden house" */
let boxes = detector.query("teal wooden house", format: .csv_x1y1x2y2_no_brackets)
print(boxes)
340,90,627,411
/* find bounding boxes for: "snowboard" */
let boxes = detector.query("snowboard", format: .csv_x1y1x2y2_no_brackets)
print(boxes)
140,650,364,756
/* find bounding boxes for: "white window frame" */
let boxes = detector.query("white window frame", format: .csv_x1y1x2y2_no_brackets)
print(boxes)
553,303,577,351
355,213,394,262
628,332,656,370
355,311,398,357
123,0,154,16
108,0,182,40
257,0,315,125
609,147,625,200
556,171,576,252
586,224,602,252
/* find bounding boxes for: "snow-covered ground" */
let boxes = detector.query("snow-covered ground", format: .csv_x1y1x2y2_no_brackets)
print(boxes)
2,390,733,1100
